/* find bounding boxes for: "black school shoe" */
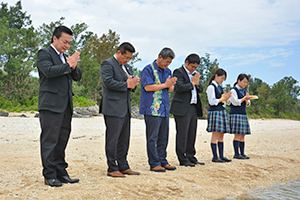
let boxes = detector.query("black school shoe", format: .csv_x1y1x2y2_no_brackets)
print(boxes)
212,158,225,163
220,157,232,162
241,154,250,159
233,155,245,159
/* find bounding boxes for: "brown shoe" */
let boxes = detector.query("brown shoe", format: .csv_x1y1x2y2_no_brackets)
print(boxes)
120,169,140,175
107,171,125,178
150,165,166,172
163,164,176,170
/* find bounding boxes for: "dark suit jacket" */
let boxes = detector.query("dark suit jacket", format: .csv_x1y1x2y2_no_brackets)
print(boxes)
170,66,203,117
100,56,134,118
37,46,82,113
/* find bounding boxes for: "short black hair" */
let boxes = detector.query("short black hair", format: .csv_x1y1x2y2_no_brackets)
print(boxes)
185,53,200,64
51,25,73,43
158,47,175,59
118,42,135,54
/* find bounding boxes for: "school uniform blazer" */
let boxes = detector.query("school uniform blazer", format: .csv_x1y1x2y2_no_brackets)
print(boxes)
100,56,134,118
37,46,82,113
170,66,203,117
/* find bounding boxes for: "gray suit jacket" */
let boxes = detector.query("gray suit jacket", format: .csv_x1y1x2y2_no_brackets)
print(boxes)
170,66,203,117
37,46,82,113
100,56,134,118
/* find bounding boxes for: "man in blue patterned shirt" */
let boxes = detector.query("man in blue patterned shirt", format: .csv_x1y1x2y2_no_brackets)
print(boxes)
139,47,177,172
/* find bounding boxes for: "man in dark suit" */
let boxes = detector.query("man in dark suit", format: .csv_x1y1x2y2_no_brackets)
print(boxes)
170,53,205,167
37,25,82,187
100,42,140,178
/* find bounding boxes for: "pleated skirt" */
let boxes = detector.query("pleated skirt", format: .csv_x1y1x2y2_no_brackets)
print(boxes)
206,110,230,133
229,114,251,135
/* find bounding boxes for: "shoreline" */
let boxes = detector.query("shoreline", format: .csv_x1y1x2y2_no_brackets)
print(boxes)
0,116,299,199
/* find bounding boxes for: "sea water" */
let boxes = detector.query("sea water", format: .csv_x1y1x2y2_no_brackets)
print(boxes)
227,179,300,199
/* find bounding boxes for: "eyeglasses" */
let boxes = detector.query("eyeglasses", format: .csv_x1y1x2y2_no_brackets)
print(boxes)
122,54,132,61
189,64,198,70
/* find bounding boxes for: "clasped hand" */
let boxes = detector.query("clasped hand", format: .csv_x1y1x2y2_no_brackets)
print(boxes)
164,76,177,88
192,73,200,86
127,76,140,89
221,91,232,101
67,52,80,69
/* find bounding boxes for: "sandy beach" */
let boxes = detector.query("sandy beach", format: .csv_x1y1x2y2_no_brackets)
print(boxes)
0,113,300,199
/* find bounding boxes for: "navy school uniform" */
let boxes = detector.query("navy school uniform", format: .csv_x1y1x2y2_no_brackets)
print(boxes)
229,87,251,135
206,82,230,133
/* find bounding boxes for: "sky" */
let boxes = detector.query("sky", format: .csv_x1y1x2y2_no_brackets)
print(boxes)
5,0,300,87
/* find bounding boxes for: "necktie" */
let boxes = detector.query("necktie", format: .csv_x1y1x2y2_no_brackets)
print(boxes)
217,85,222,93
122,65,129,78
59,53,65,64
239,88,246,95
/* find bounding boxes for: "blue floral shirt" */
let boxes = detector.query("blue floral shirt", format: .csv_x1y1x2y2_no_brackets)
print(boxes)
139,60,172,117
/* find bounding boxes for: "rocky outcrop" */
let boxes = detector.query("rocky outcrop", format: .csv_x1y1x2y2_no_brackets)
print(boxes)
73,106,99,118
131,106,144,119
0,112,9,117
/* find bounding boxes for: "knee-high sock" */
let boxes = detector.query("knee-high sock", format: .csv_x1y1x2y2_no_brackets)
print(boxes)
218,142,224,158
233,140,240,156
211,143,218,159
240,141,245,156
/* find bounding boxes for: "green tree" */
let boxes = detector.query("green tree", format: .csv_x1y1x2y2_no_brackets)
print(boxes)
78,30,120,103
269,76,300,117
36,17,64,49
194,53,220,117
0,1,38,102
248,76,264,95
196,53,219,87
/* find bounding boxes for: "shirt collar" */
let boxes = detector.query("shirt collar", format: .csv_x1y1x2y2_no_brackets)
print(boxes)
236,85,242,90
212,80,218,87
50,44,60,55
183,65,193,76
113,55,122,66
153,60,163,72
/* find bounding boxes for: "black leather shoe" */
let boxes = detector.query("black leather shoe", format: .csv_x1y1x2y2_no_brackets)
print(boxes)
180,161,195,167
241,155,250,159
233,155,245,159
212,158,225,163
44,178,62,187
193,161,205,165
220,157,232,162
58,176,79,183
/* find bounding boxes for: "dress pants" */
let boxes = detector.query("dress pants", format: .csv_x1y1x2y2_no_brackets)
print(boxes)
104,113,130,172
39,104,72,179
174,104,198,164
144,115,169,168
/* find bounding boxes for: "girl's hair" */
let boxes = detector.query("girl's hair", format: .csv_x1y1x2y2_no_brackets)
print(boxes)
208,68,227,85
234,73,249,86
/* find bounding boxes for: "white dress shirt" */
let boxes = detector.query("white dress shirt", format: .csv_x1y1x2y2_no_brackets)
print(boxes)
114,55,129,77
51,44,65,63
229,85,251,106
206,80,221,106
183,66,197,104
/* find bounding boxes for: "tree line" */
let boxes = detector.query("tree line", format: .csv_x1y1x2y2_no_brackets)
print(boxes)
1,1,299,120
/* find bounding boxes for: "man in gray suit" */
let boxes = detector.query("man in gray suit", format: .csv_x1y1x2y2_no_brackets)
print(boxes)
37,25,82,187
170,53,205,167
100,42,140,177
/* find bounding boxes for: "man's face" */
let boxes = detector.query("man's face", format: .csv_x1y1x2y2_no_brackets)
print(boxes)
185,61,198,74
156,56,172,69
116,50,133,65
52,32,72,53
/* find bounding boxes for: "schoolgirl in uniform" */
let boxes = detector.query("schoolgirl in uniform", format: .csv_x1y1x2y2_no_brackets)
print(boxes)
229,74,251,159
206,68,232,163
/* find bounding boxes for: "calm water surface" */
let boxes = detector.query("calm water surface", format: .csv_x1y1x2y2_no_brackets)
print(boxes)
227,179,300,199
